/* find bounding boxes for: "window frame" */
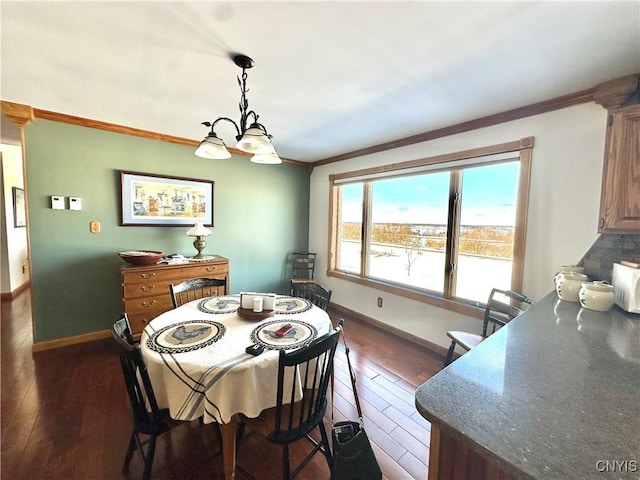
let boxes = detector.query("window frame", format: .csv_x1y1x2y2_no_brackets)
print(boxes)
327,137,534,317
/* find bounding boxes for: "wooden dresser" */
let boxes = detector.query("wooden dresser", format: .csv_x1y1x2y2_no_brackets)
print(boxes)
120,256,229,335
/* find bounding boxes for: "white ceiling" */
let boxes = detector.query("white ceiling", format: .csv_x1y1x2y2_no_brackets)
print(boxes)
2,1,639,162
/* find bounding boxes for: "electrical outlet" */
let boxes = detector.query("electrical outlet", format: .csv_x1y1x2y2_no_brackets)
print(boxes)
377,297,383,308
90,220,101,234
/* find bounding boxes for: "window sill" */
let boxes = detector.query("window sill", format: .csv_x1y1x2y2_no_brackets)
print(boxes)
327,270,484,319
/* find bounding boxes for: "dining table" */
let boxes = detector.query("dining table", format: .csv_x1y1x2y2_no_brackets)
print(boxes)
140,293,333,480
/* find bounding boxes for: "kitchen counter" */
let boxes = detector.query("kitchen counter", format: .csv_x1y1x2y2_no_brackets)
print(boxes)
415,292,640,480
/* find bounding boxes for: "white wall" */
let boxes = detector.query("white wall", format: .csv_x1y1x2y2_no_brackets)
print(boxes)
1,143,30,294
309,103,607,349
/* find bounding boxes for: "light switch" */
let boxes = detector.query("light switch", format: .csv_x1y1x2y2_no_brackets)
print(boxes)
69,197,82,210
51,196,65,210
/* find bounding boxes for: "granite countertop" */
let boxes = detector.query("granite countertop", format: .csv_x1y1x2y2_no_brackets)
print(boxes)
415,292,640,480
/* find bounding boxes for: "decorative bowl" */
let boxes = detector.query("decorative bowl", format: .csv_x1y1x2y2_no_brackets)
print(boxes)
117,250,164,266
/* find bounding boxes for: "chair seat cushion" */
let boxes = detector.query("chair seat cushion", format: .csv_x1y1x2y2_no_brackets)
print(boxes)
446,331,483,351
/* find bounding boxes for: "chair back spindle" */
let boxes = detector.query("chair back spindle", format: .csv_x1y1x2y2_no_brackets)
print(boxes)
290,280,332,312
239,325,341,479
443,288,533,367
170,277,228,308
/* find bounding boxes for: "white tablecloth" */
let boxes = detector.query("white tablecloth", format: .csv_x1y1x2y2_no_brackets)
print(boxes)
140,295,332,424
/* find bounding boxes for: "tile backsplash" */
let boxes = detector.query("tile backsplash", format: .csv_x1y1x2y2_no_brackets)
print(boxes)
580,234,640,282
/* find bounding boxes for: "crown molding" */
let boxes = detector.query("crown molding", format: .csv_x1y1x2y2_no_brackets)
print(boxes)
11,106,306,167
1,101,34,128
311,87,596,167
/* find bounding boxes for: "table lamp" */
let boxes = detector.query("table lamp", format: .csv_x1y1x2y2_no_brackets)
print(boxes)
186,222,212,259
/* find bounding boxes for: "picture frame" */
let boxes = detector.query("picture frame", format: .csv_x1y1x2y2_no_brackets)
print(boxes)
120,171,214,226
12,187,26,228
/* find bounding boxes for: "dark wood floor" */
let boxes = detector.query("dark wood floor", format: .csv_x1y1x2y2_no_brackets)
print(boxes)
1,291,445,480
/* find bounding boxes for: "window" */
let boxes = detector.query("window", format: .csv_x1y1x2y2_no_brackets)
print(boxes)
329,138,533,312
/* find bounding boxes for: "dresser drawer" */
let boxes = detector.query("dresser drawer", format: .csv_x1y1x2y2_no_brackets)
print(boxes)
128,311,164,334
124,295,175,315
122,268,185,284
122,261,229,284
182,263,229,278
123,279,175,299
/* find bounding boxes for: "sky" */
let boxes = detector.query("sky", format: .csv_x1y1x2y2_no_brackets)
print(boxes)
341,161,519,226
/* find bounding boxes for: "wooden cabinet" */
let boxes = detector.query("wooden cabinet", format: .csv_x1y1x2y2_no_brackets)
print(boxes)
428,426,518,480
121,257,229,335
598,104,640,233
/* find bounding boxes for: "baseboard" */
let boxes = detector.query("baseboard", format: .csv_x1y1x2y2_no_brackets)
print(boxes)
328,302,450,359
32,329,112,353
1,281,31,302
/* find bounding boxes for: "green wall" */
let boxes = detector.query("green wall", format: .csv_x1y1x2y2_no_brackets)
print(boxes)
24,120,310,343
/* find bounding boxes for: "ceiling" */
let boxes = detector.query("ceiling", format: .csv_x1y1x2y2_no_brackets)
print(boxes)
2,1,639,163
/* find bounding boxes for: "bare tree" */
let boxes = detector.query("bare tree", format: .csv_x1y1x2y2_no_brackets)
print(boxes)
373,224,422,275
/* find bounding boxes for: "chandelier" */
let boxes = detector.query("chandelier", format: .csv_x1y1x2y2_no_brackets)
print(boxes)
195,54,282,164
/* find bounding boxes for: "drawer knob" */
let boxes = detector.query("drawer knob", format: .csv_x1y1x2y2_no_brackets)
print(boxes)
140,285,157,292
141,272,156,279
206,266,216,272
141,300,157,307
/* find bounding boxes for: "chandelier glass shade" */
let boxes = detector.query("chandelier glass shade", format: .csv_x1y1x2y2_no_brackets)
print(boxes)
249,152,283,164
195,54,282,164
195,133,232,159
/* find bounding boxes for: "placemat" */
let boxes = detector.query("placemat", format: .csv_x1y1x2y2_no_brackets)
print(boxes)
274,296,312,314
251,319,317,351
147,320,225,354
197,295,241,314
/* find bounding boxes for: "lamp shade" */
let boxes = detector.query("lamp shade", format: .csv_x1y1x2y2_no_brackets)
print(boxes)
195,133,232,159
186,222,212,237
236,126,274,154
250,152,282,164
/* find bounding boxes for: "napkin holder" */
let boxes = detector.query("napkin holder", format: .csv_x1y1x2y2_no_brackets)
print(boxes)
238,292,277,321
240,292,276,311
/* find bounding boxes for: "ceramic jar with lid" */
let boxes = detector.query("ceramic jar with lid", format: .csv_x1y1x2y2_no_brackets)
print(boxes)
555,272,589,302
553,265,585,289
579,281,615,312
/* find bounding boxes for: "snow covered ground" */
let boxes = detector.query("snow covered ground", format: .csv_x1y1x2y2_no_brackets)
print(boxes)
337,241,511,303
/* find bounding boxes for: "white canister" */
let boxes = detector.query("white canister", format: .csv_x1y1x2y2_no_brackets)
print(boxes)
553,265,586,288
556,272,589,302
252,297,264,313
579,281,615,312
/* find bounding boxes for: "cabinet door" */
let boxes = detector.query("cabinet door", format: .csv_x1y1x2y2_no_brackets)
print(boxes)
599,104,640,233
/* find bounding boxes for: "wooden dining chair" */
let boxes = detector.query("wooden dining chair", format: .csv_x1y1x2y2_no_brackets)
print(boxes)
112,314,186,480
170,277,228,308
112,314,221,480
290,280,332,312
443,288,534,367
239,324,342,479
291,251,316,280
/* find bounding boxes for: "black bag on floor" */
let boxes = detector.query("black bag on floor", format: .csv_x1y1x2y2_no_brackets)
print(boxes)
331,319,382,480
332,420,382,480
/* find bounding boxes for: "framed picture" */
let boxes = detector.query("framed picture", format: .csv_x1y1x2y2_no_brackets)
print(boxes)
120,171,214,226
12,187,26,228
